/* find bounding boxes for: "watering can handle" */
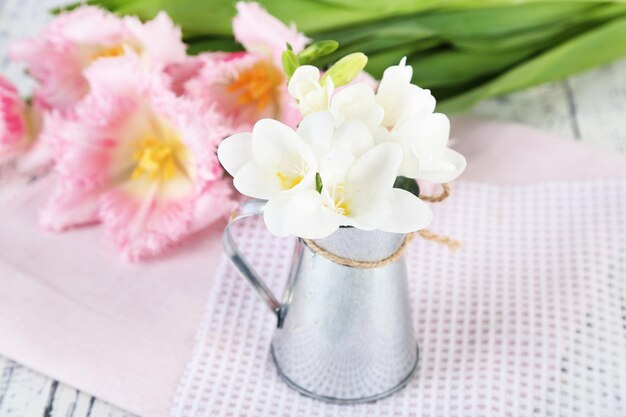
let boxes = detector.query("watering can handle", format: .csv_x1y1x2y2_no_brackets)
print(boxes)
222,199,282,321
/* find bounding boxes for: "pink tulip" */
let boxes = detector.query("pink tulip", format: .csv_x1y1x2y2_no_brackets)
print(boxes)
9,6,186,111
185,2,309,131
0,75,28,156
40,56,234,261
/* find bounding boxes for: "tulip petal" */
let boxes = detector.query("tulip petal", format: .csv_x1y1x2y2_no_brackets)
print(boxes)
189,180,235,233
39,181,101,232
0,75,27,154
233,1,309,63
379,188,433,233
123,12,186,64
99,187,194,261
217,132,253,176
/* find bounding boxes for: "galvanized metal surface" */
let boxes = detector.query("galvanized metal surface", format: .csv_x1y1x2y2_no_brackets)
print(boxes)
224,202,418,402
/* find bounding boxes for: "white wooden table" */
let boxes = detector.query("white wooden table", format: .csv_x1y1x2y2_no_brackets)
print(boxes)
1,0,625,415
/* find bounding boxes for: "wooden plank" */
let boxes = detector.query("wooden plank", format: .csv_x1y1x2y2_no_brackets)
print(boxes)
49,385,133,417
566,58,626,152
47,384,85,417
0,358,54,417
471,81,577,140
471,57,626,153
87,399,135,417
0,356,16,409
0,357,135,417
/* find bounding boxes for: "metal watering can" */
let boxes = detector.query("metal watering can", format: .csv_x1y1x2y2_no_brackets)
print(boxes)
223,199,418,403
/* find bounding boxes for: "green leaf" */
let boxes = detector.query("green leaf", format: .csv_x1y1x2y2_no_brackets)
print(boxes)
437,16,626,113
80,0,626,112
365,40,440,77
393,176,420,197
313,35,437,67
408,48,537,88
109,0,393,37
313,2,596,46
409,2,599,38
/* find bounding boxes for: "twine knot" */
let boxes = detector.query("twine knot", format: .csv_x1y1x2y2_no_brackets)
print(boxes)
303,183,462,268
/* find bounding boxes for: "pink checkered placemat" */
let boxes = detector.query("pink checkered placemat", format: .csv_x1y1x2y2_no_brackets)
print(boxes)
172,180,626,417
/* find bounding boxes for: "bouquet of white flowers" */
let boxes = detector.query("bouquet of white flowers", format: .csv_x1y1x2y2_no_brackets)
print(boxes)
218,48,466,239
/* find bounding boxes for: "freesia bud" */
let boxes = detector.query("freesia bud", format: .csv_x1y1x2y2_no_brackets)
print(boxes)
297,40,339,65
282,49,300,78
321,52,367,88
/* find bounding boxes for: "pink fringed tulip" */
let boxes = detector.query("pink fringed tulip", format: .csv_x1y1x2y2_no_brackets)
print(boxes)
0,76,55,173
40,56,234,261
185,2,309,131
165,56,204,96
9,6,186,111
0,75,28,156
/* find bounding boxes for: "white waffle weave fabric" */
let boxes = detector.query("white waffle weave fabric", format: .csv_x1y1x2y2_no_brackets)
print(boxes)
172,180,626,417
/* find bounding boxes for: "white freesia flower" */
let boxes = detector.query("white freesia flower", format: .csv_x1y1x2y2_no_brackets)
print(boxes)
296,111,374,159
218,111,433,239
373,58,466,182
288,65,334,116
385,112,466,183
330,83,384,133
263,142,432,239
322,57,464,183
376,57,436,128
217,119,318,200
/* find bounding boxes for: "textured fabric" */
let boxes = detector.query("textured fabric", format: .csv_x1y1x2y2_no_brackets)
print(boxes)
0,126,625,417
172,180,626,417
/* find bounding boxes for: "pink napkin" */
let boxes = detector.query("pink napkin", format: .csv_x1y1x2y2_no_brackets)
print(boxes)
0,117,624,417
450,116,626,183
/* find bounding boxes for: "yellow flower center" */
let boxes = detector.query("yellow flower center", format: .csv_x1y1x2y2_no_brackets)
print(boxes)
276,161,308,191
91,44,126,61
329,183,351,216
227,61,283,111
336,200,351,216
131,137,185,182
277,172,303,190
